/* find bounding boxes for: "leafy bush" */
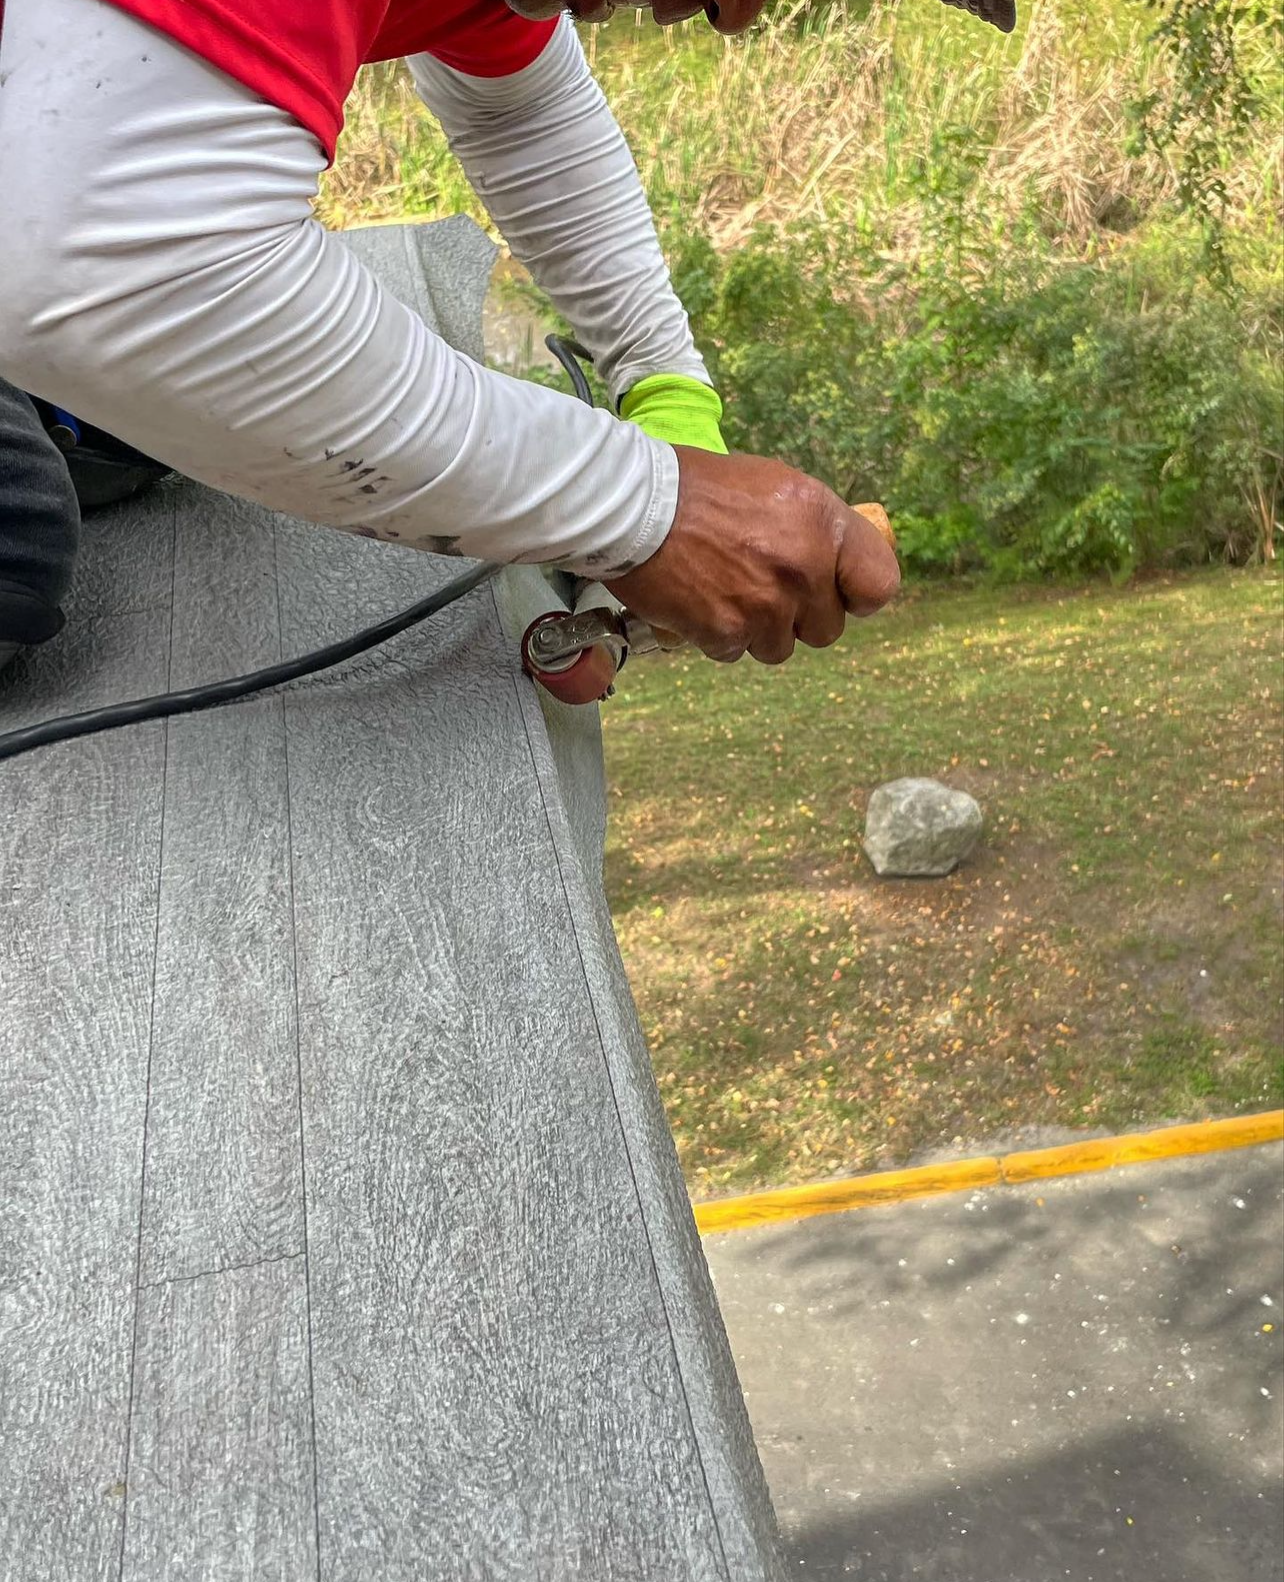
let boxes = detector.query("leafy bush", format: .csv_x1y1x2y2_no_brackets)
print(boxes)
663,133,1282,578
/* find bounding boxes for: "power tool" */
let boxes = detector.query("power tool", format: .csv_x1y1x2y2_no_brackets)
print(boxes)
521,502,894,706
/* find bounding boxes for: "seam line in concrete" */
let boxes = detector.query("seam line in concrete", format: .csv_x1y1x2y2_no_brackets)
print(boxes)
694,1110,1284,1235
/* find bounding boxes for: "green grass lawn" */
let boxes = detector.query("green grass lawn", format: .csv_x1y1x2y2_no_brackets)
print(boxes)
602,568,1284,1196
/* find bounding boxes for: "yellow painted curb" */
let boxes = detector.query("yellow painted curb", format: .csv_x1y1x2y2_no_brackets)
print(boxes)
693,1109,1284,1235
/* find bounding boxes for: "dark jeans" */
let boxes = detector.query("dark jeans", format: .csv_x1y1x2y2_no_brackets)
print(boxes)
0,377,80,645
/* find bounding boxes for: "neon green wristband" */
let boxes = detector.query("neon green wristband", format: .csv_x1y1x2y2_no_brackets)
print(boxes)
619,373,729,455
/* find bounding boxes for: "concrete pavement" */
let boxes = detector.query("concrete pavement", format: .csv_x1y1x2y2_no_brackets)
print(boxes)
705,1143,1284,1582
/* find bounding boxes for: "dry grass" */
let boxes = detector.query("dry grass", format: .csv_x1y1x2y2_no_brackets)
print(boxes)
597,0,1179,250
321,0,1280,292
318,63,469,230
320,0,1278,248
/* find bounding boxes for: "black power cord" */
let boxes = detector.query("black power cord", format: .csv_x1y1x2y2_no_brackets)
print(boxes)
0,562,502,763
545,333,594,406
0,337,597,764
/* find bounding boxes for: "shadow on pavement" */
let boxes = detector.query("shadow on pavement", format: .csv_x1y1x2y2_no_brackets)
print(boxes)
785,1421,1281,1582
763,1153,1280,1375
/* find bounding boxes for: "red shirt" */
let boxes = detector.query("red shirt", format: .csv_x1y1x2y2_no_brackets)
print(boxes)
99,0,557,160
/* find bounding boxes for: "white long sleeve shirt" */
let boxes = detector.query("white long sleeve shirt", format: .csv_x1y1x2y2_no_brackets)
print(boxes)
0,0,710,576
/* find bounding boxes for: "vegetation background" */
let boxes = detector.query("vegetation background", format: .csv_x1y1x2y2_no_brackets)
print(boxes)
322,0,1283,580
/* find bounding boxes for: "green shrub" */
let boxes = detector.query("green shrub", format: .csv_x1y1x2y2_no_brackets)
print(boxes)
662,152,1282,578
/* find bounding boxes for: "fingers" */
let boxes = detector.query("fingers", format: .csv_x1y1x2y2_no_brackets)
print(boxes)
748,629,796,665
794,595,847,652
702,586,843,667
693,619,751,664
603,450,899,674
706,584,846,666
691,519,883,663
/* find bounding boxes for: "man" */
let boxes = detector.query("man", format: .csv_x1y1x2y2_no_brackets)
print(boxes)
0,0,1010,670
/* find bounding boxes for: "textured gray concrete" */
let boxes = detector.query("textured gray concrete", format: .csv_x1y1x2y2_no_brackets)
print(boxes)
705,1144,1284,1582
0,219,782,1580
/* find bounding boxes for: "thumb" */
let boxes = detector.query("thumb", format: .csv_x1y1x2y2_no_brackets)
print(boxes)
836,502,901,616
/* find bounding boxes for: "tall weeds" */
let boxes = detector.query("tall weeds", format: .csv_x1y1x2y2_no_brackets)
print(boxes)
320,0,1273,246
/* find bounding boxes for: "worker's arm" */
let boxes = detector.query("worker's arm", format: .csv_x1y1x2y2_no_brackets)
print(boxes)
408,21,727,452
414,30,899,659
0,0,684,576
410,20,706,406
0,0,896,661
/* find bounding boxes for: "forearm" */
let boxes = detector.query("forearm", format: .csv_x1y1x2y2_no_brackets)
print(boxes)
409,19,710,407
0,0,676,577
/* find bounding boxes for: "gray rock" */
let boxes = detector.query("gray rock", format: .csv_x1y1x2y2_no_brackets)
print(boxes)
863,777,982,877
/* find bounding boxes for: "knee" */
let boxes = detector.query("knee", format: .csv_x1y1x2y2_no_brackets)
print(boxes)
0,379,80,625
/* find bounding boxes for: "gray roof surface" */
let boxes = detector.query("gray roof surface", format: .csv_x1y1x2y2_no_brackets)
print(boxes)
0,220,783,1580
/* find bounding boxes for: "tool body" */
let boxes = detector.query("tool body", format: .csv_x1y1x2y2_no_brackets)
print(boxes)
521,584,682,705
